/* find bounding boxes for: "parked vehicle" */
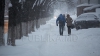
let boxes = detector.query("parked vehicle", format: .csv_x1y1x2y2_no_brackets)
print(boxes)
74,13,100,30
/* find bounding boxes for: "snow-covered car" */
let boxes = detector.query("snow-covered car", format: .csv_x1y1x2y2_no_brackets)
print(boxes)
74,13,100,30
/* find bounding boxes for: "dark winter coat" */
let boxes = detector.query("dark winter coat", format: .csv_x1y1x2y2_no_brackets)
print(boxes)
66,17,73,26
56,14,66,26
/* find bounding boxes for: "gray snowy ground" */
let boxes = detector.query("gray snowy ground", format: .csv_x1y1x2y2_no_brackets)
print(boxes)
0,17,100,56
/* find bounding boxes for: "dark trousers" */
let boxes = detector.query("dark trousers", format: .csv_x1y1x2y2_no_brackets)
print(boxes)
59,25,64,35
67,26,71,35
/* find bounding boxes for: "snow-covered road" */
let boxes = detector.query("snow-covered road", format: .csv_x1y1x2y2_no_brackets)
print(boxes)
0,18,100,56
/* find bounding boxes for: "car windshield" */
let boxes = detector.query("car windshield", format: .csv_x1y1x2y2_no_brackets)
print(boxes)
77,15,87,19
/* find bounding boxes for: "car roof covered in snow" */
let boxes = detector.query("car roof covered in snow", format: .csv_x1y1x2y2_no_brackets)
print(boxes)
78,12,100,17
75,12,100,21
77,3,93,7
84,4,100,11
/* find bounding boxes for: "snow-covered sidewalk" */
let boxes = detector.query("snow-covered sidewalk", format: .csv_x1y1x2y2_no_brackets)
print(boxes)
0,18,100,56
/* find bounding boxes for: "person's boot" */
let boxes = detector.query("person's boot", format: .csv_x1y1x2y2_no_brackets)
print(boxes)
61,33,63,36
68,34,70,36
61,34,63,36
68,33,71,36
60,33,61,35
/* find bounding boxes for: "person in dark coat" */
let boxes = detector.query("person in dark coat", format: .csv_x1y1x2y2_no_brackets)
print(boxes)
66,14,73,36
63,14,66,31
56,14,66,36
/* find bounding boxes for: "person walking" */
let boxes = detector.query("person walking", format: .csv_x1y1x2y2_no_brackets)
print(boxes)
66,14,73,36
63,14,66,31
56,14,66,36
